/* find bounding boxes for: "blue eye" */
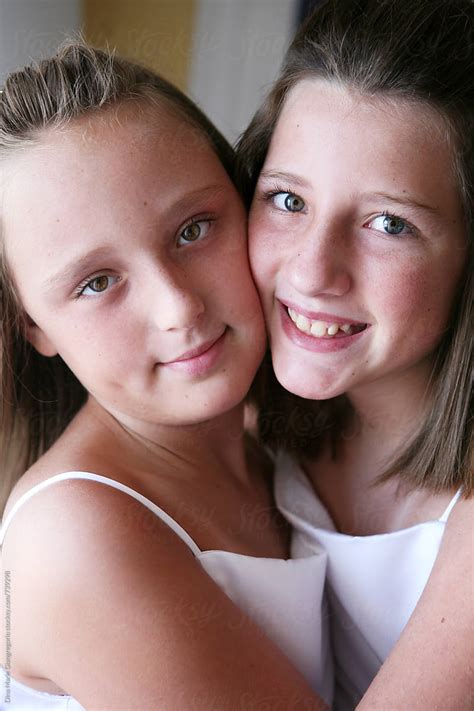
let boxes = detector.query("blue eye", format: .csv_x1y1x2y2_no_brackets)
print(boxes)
368,213,413,236
177,220,212,246
273,192,306,213
77,274,119,298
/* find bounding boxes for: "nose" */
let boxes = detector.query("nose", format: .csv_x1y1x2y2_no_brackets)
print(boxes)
147,265,205,331
285,224,352,298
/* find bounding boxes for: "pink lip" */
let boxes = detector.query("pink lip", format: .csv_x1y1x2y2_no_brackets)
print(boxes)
161,329,227,375
281,299,366,326
279,302,368,353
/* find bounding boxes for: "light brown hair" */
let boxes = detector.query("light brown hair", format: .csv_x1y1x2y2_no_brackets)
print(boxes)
237,0,473,494
0,42,236,509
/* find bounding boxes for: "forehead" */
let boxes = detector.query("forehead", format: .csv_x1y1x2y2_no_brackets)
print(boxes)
2,101,228,235
1,101,235,286
11,100,215,183
266,78,462,213
273,79,452,161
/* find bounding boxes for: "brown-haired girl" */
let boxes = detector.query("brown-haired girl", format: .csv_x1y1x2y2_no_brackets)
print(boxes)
0,44,332,710
238,0,473,708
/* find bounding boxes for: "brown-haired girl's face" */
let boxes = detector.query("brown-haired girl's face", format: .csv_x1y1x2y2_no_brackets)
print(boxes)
2,104,265,431
249,80,467,402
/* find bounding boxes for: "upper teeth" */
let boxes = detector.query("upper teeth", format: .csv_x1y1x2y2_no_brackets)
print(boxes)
288,308,355,338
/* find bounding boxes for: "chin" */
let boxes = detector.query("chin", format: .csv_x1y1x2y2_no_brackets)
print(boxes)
188,378,254,425
277,375,337,401
273,357,346,402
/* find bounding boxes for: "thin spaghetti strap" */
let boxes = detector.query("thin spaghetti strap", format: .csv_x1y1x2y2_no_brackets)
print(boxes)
438,489,463,523
0,472,202,555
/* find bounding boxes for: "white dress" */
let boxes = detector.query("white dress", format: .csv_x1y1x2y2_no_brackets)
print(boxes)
274,451,462,711
0,471,333,710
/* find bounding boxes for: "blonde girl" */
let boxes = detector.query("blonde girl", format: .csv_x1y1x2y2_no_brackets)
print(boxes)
0,44,332,710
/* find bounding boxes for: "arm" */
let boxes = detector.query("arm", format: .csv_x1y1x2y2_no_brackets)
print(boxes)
358,497,474,710
4,480,329,710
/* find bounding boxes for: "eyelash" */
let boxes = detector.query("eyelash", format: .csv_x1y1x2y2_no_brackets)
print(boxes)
261,185,417,237
261,183,301,205
176,216,214,246
74,274,119,299
73,216,215,299
369,210,417,237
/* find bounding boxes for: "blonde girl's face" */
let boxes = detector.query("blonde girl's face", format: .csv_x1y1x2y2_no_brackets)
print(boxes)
248,80,467,402
3,104,266,429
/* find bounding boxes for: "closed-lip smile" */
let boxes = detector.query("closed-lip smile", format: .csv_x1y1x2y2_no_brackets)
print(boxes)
162,330,227,365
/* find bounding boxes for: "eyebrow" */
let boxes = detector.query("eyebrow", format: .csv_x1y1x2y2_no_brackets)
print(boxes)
259,171,440,216
165,184,228,216
43,246,116,293
361,191,440,216
257,170,312,190
43,184,229,293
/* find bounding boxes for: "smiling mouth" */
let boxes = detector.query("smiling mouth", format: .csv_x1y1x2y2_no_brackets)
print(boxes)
162,329,227,365
287,307,368,338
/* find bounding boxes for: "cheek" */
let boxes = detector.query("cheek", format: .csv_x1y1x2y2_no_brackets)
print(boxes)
53,314,143,385
212,239,263,318
375,258,458,345
378,269,429,318
248,217,279,302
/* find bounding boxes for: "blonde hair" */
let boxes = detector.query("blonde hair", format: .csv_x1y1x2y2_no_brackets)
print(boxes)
0,42,236,510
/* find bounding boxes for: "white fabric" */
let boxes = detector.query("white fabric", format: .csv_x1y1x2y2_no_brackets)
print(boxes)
0,471,333,710
274,450,462,711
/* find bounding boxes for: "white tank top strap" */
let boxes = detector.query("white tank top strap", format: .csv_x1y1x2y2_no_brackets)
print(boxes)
0,471,202,555
438,488,463,523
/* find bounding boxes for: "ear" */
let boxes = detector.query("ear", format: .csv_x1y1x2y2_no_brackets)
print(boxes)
24,314,58,358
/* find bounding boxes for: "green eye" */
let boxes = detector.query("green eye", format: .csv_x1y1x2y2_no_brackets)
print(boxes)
181,222,202,242
88,276,109,292
77,274,120,298
177,220,212,246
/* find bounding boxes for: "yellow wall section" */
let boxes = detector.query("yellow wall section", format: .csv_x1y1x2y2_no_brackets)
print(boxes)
83,0,196,90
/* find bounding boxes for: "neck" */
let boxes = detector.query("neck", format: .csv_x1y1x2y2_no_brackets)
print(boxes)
347,360,434,446
331,360,436,492
85,397,254,487
305,360,443,533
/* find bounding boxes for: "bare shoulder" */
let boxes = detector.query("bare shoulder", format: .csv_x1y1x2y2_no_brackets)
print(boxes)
432,491,474,606
2,476,193,615
422,490,473,625
2,473,324,710
2,405,129,520
2,472,194,573
435,492,474,591
444,490,474,535
358,492,474,710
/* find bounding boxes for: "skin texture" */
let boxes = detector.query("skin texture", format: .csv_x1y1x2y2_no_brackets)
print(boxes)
4,104,265,431
249,79,473,709
0,104,328,710
249,80,466,410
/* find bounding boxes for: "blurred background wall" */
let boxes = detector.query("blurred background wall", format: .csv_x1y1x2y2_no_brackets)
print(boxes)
0,1,81,82
83,0,196,92
0,0,319,142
